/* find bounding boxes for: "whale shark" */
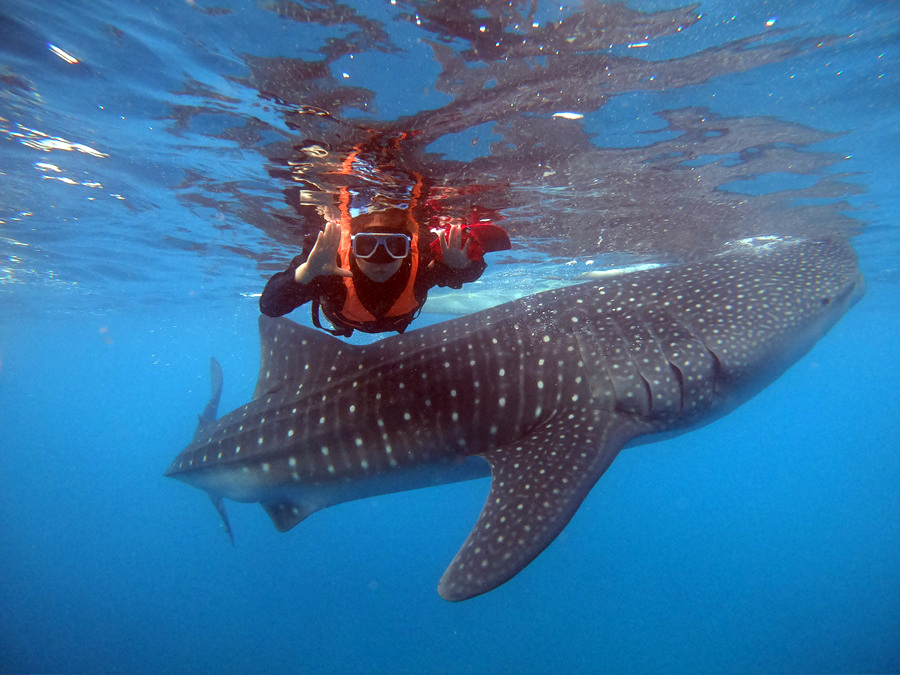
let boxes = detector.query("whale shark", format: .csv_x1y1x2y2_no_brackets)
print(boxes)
165,237,863,601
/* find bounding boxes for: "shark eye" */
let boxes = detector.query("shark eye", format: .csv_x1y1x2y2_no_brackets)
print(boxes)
820,297,831,306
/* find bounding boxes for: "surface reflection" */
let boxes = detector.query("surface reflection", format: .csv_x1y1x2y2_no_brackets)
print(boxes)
169,0,860,276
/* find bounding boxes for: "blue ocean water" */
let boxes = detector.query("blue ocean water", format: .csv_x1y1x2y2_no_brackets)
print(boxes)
1,0,898,673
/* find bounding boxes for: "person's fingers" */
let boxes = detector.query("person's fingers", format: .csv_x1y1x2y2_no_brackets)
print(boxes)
328,226,341,252
324,221,340,248
316,221,350,277
308,230,327,267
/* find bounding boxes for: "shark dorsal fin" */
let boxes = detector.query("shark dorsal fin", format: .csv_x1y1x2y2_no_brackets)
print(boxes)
254,315,364,400
438,408,636,601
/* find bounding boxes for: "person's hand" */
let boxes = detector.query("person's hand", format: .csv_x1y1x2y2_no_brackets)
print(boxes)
295,220,353,284
438,224,471,269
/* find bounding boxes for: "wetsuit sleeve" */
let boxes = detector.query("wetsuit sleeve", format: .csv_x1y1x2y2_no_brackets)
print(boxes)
259,254,320,317
428,257,487,289
417,234,487,289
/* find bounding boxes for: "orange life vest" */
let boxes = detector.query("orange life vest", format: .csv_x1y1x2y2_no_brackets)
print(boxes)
335,222,420,327
328,159,424,331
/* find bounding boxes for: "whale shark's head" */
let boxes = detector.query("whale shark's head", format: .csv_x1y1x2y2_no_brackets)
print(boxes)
695,237,864,405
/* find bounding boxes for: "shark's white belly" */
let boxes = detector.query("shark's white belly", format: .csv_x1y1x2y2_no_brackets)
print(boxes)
181,453,491,513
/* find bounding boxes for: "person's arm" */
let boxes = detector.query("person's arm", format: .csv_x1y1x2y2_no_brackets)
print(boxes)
424,225,487,289
429,256,486,288
259,255,317,317
259,221,352,317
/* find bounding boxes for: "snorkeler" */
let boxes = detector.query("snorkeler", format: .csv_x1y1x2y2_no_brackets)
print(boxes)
259,206,510,337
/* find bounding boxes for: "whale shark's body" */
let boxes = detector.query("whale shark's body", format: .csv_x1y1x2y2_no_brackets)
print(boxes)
166,237,863,600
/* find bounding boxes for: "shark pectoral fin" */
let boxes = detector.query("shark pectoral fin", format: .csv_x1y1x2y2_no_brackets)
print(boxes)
438,409,634,602
262,501,318,532
209,494,234,546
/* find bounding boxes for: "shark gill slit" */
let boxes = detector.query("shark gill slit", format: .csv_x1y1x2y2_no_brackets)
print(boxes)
705,346,724,394
667,360,687,413
645,318,687,415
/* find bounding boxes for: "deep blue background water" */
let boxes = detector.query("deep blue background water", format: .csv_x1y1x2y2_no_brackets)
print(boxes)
1,0,898,673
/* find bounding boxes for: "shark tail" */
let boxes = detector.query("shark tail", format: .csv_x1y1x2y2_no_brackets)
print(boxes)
193,357,224,442
209,494,234,546
194,358,233,544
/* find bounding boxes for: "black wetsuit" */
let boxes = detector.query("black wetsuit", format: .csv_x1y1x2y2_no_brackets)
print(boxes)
259,231,485,335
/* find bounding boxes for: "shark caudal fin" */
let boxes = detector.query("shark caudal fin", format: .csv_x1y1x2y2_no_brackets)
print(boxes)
438,408,636,601
193,357,224,442
190,358,234,544
209,494,234,546
254,315,365,400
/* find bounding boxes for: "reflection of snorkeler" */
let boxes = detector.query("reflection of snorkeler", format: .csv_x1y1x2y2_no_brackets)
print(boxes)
260,206,510,337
